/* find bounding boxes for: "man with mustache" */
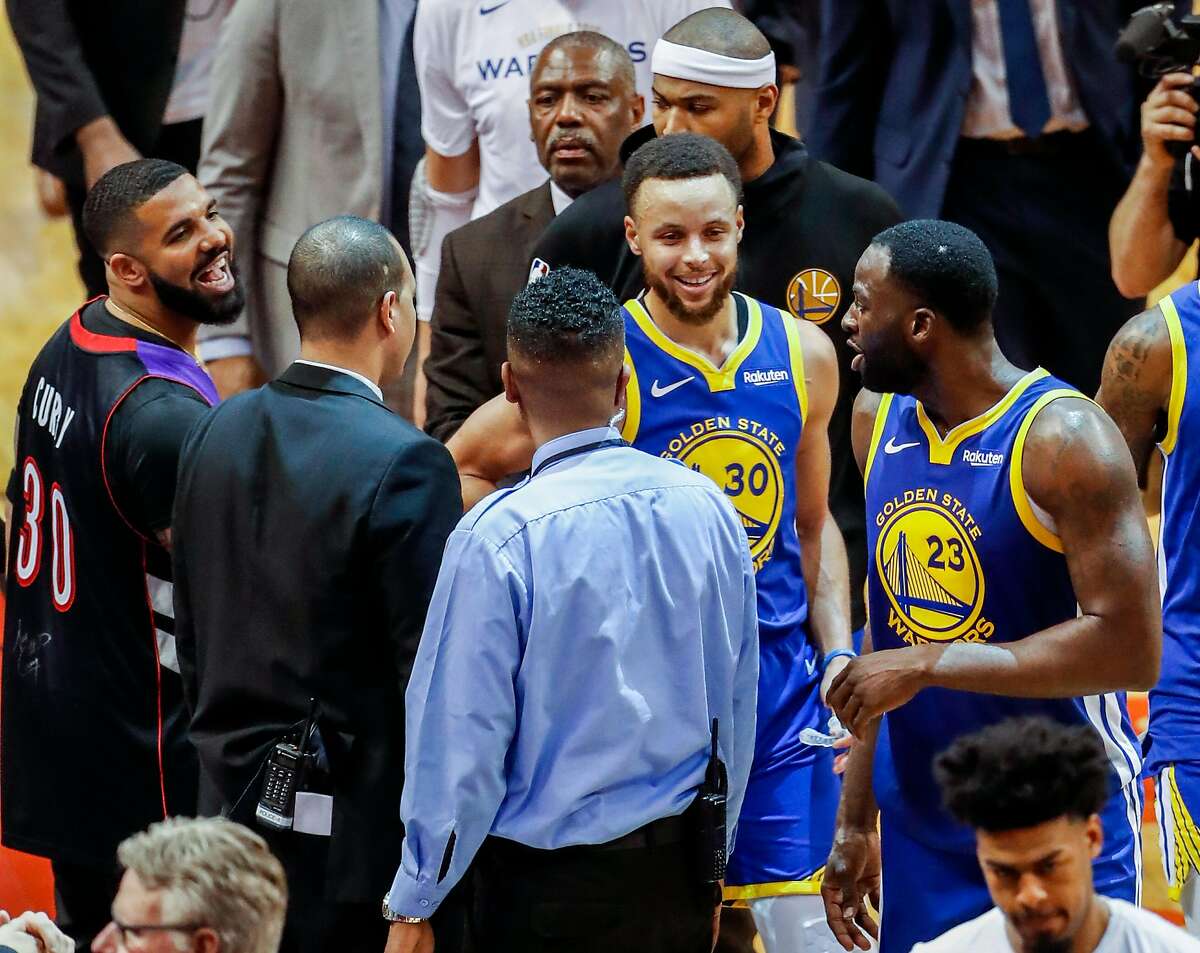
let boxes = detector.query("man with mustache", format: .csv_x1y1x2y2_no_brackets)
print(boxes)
916,717,1200,953
447,132,853,952
1,158,238,949
424,31,643,440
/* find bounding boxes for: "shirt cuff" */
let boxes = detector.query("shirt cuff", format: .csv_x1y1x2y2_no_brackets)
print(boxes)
197,335,254,362
387,863,444,918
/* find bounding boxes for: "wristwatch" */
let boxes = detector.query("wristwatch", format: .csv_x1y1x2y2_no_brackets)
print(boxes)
382,894,426,924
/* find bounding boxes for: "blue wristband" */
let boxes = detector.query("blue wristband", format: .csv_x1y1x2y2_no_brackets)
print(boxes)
822,648,857,672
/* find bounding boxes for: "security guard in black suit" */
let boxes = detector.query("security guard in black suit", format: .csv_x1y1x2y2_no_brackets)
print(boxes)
173,216,463,953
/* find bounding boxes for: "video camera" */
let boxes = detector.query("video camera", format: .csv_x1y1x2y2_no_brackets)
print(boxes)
1117,4,1200,155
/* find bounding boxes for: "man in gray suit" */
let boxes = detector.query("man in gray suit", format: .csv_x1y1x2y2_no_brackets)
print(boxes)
195,0,423,407
424,31,642,441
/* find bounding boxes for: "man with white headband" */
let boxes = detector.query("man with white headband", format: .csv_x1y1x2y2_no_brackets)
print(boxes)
529,7,901,659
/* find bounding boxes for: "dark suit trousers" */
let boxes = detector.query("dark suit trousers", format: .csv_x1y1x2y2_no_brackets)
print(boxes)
67,118,203,297
473,835,716,953
942,129,1138,396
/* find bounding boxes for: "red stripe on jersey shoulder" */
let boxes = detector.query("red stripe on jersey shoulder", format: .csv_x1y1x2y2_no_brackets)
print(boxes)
69,298,138,353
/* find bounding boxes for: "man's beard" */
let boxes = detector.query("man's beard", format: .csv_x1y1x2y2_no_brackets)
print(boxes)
859,329,926,394
644,266,736,326
149,262,245,327
1025,937,1071,953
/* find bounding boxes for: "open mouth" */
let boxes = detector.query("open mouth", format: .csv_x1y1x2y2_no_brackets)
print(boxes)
847,338,864,371
194,251,234,294
672,272,717,296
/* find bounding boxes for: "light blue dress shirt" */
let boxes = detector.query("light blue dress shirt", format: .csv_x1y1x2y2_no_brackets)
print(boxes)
387,426,760,916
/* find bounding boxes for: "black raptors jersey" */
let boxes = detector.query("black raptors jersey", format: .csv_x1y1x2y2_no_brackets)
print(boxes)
2,299,216,865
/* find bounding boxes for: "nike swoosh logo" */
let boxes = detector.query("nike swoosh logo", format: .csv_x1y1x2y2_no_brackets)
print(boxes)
650,376,694,398
479,0,511,13
884,437,920,455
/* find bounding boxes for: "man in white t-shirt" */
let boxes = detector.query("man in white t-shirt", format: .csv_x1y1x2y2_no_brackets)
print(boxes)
408,0,729,349
912,717,1200,953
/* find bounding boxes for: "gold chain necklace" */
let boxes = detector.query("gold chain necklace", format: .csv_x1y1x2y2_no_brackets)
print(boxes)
105,298,203,365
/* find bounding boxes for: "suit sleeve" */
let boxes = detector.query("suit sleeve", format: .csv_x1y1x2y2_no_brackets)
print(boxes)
368,437,464,689
424,232,495,441
6,0,108,163
808,0,891,178
195,0,283,348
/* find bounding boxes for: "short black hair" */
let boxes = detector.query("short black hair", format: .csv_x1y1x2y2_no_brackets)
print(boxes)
532,30,636,92
622,133,742,216
286,216,405,341
663,8,772,59
81,158,189,257
507,267,623,364
935,717,1112,833
871,219,999,334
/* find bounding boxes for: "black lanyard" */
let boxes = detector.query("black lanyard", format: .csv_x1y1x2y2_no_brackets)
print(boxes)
530,438,627,478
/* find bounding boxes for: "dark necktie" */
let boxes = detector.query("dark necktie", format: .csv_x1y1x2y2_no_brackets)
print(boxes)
996,0,1053,137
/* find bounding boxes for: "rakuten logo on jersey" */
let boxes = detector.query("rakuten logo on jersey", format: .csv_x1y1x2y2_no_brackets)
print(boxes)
962,448,1005,467
742,369,790,386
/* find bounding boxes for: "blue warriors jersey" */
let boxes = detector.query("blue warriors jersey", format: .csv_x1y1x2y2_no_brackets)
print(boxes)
864,369,1144,856
622,293,838,897
1148,283,1200,774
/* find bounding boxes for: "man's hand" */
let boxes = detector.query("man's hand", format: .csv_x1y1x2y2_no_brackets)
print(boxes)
75,116,141,189
384,920,434,953
820,653,852,706
827,648,930,738
0,911,73,953
1141,72,1200,170
821,828,881,952
207,355,267,401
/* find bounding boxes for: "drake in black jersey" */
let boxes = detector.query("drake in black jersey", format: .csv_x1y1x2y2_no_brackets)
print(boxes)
2,159,240,947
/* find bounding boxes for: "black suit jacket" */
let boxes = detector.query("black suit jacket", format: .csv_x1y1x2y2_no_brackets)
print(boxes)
424,182,556,441
808,0,1144,217
6,0,185,184
173,363,462,902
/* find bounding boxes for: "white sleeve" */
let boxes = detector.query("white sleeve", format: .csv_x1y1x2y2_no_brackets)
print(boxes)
415,0,476,158
409,159,476,323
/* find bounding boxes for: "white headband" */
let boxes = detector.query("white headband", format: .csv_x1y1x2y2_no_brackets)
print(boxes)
651,39,776,90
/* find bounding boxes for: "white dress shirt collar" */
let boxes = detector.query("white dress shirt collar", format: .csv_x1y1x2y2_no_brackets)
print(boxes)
294,359,384,401
549,181,575,216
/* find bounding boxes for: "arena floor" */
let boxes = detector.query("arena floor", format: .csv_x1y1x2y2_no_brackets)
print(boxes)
0,9,1185,935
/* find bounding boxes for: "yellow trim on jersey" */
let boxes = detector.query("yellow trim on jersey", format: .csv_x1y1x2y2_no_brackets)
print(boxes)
624,293,763,393
915,367,1050,465
621,346,641,443
863,392,895,487
723,868,824,903
1009,388,1085,554
1162,765,1200,902
1159,295,1188,457
778,306,809,424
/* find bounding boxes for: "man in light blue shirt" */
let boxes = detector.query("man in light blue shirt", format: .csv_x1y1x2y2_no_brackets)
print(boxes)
383,267,759,953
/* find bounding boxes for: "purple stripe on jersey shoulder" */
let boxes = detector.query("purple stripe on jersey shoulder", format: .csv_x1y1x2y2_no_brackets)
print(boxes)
136,341,219,406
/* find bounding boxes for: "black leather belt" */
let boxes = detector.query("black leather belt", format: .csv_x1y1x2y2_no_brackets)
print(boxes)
959,128,1089,158
488,812,688,862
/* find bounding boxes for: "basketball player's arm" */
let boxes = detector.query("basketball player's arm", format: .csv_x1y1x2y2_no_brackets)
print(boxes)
445,393,536,510
793,325,853,695
1096,306,1173,488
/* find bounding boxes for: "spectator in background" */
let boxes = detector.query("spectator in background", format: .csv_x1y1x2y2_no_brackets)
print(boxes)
409,0,727,413
916,718,1200,953
196,0,425,409
92,817,288,953
738,0,820,135
1110,71,1200,297
6,0,234,297
424,31,643,440
810,0,1141,396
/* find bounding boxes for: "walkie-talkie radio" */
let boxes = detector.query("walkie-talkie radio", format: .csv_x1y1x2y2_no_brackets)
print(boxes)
689,718,729,886
255,698,318,831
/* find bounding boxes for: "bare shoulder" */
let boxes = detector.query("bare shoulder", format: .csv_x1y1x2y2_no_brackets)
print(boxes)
1099,305,1173,409
1022,396,1138,516
851,387,885,475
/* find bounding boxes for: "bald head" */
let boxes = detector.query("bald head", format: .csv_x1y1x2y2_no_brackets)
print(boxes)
662,8,771,60
286,216,408,341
